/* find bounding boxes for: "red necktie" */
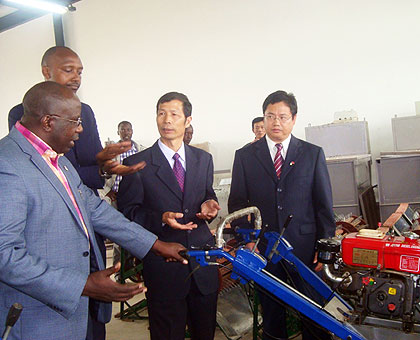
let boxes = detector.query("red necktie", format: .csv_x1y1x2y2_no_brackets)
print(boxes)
274,143,284,178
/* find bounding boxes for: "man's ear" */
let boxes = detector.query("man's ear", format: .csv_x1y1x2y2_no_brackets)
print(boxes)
185,116,192,127
41,115,53,132
42,66,51,80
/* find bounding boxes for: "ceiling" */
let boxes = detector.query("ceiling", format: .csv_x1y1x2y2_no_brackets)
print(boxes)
0,0,80,33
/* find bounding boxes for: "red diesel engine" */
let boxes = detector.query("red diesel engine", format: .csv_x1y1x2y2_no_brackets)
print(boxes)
342,231,420,274
317,230,420,334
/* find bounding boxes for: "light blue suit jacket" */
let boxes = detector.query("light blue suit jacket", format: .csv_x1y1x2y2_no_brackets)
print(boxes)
0,128,157,340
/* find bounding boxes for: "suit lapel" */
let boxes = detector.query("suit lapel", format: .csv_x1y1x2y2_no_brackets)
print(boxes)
58,159,92,236
151,142,183,201
280,135,303,182
254,137,278,183
183,145,199,206
10,129,89,239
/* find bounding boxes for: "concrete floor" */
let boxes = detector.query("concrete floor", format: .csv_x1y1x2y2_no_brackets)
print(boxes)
105,249,255,340
106,295,253,340
105,248,305,340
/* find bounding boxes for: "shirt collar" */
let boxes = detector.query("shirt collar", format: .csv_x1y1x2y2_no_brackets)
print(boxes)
266,134,291,153
15,121,61,167
266,134,292,161
158,139,186,162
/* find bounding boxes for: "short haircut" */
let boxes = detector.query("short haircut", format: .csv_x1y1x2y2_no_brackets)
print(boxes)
262,90,298,116
156,92,192,118
118,121,132,129
23,82,75,119
252,117,264,129
41,46,78,66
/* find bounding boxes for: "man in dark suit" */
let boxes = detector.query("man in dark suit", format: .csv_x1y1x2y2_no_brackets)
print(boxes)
118,92,220,340
8,46,104,190
228,90,335,340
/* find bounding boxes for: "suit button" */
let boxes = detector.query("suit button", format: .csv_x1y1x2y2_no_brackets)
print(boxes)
277,188,282,192
83,251,89,257
184,209,189,213
277,206,283,210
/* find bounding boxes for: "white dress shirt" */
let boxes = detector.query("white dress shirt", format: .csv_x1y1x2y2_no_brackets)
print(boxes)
266,134,291,163
158,139,186,171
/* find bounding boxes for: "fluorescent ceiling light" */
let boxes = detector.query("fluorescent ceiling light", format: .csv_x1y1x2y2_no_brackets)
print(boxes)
5,0,68,14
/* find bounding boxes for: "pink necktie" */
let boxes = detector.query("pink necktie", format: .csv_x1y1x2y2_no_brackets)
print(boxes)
173,153,185,191
274,143,284,178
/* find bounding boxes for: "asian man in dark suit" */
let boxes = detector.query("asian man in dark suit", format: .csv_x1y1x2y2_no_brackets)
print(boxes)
117,92,220,340
228,90,336,340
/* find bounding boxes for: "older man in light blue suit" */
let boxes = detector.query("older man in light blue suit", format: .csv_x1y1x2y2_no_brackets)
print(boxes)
0,82,186,340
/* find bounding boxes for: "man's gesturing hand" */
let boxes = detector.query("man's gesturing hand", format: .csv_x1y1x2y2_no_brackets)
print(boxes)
96,141,146,176
196,199,220,220
82,263,145,302
162,212,198,230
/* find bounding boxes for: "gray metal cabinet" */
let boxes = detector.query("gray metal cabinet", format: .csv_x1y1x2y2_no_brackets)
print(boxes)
376,153,420,220
327,155,372,216
305,121,370,158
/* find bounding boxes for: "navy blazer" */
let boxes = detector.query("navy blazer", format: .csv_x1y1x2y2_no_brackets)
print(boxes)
117,141,219,301
228,135,336,265
8,102,104,190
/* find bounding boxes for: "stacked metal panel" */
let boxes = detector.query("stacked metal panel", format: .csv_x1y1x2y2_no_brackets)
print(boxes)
305,121,372,216
305,121,370,158
377,153,420,220
376,115,420,220
327,155,371,216
392,115,420,151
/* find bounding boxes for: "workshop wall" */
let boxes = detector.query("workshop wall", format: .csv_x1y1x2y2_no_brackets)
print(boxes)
1,0,420,172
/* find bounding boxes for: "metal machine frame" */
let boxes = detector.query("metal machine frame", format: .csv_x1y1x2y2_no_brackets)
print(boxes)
184,207,367,340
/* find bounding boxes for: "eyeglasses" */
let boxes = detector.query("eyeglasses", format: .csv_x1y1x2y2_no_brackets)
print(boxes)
49,115,82,127
264,114,293,123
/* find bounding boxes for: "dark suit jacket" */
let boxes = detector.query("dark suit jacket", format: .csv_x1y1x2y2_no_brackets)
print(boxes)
117,141,219,301
228,135,335,266
8,102,104,190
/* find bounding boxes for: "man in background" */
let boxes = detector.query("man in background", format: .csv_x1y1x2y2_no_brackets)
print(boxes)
183,124,194,145
228,90,335,340
251,116,265,143
104,120,145,203
102,121,146,269
8,46,104,191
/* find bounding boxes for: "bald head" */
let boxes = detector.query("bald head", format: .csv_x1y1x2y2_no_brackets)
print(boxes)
41,46,83,93
41,46,78,66
21,82,82,154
